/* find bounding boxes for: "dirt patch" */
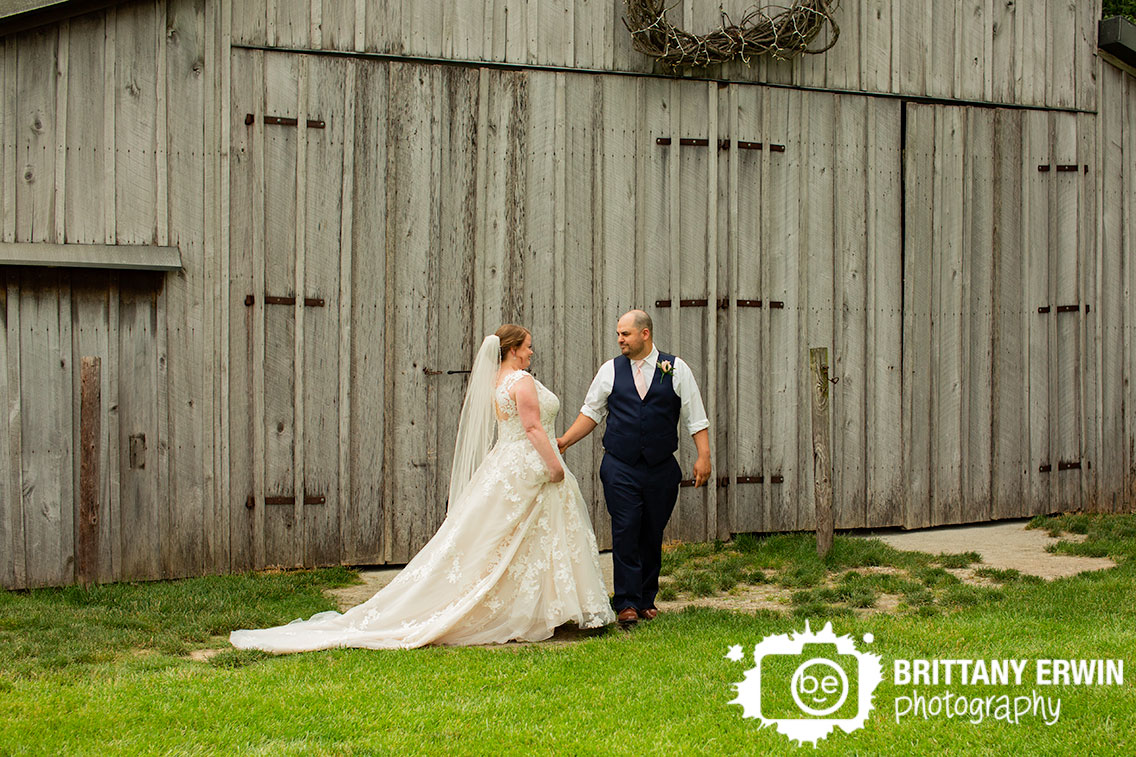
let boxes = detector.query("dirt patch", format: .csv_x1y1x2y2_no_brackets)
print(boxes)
327,568,403,611
657,582,789,614
323,520,1116,631
188,648,225,662
859,520,1115,580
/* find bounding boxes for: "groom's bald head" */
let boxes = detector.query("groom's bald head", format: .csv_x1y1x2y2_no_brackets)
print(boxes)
623,309,652,335
617,310,653,359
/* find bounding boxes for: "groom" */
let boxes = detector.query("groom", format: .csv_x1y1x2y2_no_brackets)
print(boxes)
558,310,711,625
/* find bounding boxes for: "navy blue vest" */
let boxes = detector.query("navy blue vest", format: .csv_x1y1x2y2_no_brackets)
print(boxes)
602,353,682,466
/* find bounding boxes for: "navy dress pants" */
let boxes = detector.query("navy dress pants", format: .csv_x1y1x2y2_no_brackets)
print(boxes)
600,452,682,612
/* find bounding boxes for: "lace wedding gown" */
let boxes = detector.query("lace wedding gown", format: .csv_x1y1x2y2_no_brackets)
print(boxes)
230,370,615,652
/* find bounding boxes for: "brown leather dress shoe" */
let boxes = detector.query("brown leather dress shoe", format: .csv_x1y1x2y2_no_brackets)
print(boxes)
638,607,658,620
617,607,639,625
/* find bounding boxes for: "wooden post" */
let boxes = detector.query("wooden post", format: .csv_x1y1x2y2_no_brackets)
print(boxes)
78,356,101,586
810,348,834,557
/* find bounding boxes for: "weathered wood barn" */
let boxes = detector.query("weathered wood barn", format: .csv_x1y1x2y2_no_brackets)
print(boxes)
1,0,1134,589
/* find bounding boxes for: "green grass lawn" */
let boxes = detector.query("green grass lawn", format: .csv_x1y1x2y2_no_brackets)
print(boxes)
2,515,1134,755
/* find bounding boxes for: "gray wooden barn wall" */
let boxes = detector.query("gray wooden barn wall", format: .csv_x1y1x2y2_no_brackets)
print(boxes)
229,0,1101,111
903,103,1099,528
0,0,227,588
0,0,1132,589
1098,60,1136,516
225,49,905,572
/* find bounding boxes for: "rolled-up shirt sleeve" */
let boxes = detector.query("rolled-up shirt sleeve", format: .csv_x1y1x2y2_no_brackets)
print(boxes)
580,360,615,424
673,357,710,436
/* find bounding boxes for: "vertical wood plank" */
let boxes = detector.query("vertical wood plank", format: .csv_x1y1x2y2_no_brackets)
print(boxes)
117,275,160,580
347,60,388,563
275,0,310,49
860,0,891,94
52,22,68,244
77,356,100,586
1053,113,1081,512
990,0,1017,104
764,87,799,531
1,38,15,245
102,8,116,247
209,0,232,573
319,0,354,50
729,84,763,532
311,0,323,49
335,62,356,561
70,271,113,584
825,0,859,91
892,0,927,98
433,64,479,523
227,49,265,571
933,106,964,526
365,0,397,54
261,52,298,567
165,0,208,578
928,0,956,99
903,103,934,528
231,0,268,47
833,94,867,529
811,347,833,555
64,14,106,245
1077,111,1097,510
1098,65,1124,512
956,0,985,101
701,80,718,538
1046,0,1075,109
291,55,308,566
115,3,159,244
1074,0,1097,112
1025,109,1051,516
300,56,344,567
16,28,57,244
1,277,26,588
964,107,994,523
20,273,73,585
385,61,435,562
992,109,1026,520
1125,70,1132,511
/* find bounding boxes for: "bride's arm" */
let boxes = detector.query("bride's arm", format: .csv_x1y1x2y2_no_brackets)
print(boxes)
513,375,565,483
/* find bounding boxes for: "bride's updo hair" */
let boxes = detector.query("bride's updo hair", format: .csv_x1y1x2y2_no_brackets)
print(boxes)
495,323,530,362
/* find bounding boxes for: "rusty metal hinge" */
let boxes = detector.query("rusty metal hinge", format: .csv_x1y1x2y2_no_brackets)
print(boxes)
1057,460,1082,471
659,297,767,308
717,299,763,309
246,113,326,129
679,474,770,488
656,137,777,152
1039,464,1052,473
654,137,711,147
244,294,325,307
246,493,326,509
423,367,472,376
768,301,784,309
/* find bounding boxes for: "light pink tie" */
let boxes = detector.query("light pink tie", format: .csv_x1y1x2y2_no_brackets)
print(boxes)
634,359,648,400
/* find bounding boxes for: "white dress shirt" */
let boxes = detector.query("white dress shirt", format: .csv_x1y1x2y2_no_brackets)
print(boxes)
580,346,710,436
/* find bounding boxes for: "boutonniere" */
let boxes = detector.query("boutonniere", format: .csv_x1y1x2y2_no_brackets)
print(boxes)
657,359,674,376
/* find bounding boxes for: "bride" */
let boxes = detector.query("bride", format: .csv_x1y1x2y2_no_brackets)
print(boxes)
230,324,615,651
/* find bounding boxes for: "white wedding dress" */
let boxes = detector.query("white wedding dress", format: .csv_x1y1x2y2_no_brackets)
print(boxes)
230,369,615,652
